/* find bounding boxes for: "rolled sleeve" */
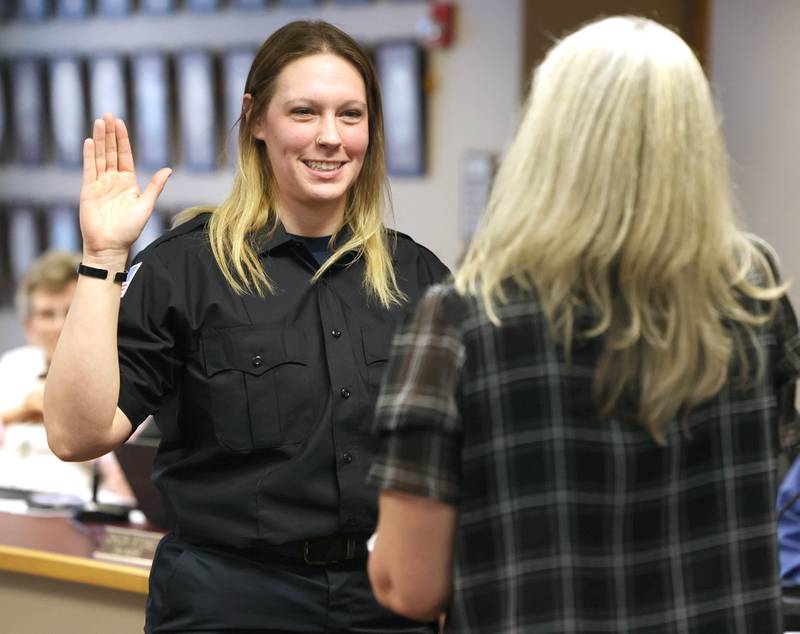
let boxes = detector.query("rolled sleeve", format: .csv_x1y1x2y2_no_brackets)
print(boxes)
368,285,465,504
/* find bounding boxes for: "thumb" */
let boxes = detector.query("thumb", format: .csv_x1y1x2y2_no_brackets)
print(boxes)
141,168,173,210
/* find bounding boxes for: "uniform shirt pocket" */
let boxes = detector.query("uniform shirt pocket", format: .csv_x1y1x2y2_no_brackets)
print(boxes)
201,326,309,452
361,323,394,399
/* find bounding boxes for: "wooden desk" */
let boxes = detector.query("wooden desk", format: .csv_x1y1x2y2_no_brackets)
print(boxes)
0,511,160,633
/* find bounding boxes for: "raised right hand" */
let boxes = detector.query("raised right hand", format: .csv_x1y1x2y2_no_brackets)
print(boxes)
79,113,172,259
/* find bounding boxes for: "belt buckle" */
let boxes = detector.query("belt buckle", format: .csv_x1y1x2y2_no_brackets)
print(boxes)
302,536,357,565
303,538,338,565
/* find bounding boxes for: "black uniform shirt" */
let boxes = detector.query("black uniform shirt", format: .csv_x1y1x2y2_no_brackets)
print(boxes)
116,213,449,547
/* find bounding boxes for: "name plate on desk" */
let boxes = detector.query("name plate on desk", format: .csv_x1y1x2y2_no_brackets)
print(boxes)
93,526,163,567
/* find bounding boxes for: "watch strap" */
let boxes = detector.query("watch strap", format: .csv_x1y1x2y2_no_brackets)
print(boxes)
77,262,128,284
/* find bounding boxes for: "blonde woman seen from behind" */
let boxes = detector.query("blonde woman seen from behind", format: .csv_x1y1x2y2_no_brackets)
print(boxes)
368,16,799,633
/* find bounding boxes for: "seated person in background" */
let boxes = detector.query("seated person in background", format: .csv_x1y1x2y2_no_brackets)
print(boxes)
367,16,799,633
0,250,131,501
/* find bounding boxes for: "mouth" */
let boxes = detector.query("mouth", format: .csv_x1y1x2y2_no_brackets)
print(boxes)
302,159,346,174
302,159,346,178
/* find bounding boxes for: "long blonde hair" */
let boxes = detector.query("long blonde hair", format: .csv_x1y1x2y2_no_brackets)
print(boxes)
179,21,404,308
455,16,787,441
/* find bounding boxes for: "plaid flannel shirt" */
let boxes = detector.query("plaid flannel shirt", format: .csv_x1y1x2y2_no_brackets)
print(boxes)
369,282,800,634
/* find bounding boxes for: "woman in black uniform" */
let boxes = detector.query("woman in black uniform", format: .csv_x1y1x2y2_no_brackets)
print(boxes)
44,21,446,634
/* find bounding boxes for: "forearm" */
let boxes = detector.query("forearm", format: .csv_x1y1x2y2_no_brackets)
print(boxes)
0,404,40,425
370,567,447,623
44,252,127,460
368,491,456,622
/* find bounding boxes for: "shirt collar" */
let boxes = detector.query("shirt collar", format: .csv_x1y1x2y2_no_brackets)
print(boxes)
254,221,290,255
255,221,359,266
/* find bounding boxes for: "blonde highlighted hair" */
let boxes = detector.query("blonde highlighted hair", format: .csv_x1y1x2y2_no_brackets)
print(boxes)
178,21,404,308
455,16,787,441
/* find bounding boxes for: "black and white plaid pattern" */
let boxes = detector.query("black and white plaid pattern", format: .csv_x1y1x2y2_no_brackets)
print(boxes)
369,283,800,633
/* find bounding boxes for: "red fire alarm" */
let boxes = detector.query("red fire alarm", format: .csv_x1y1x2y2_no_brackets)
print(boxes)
417,0,456,49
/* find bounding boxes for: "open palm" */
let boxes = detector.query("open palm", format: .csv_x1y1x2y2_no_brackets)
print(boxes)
80,113,172,256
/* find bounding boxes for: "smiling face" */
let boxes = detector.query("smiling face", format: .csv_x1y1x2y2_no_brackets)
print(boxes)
251,53,369,235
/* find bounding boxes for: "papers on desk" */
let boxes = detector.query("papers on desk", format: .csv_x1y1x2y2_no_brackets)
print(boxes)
0,495,75,517
0,424,93,499
0,498,29,514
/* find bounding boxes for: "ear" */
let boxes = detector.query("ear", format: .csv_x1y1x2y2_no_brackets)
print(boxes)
242,92,254,121
243,93,267,142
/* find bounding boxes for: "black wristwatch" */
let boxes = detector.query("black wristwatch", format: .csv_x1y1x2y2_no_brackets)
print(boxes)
77,262,128,284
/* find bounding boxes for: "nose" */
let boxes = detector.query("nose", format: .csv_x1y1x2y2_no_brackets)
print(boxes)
316,113,343,148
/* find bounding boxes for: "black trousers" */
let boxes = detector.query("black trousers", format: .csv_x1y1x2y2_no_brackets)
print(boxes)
145,533,436,634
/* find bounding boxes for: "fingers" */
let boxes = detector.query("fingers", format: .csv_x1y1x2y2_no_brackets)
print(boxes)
115,119,135,173
93,118,106,175
82,138,97,187
104,113,118,172
140,168,173,211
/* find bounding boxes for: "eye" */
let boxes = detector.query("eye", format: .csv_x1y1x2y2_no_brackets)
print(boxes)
290,107,314,118
340,109,364,122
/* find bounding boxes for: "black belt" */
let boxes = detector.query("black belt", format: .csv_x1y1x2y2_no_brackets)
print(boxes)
251,533,370,565
278,533,371,565
178,533,370,566
212,534,369,566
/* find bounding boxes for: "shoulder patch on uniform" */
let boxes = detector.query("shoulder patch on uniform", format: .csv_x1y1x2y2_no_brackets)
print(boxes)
120,262,142,298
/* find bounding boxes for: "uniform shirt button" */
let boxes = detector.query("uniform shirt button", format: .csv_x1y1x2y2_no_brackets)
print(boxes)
340,388,351,399
252,355,263,368
346,517,357,527
331,329,341,338
343,452,353,464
